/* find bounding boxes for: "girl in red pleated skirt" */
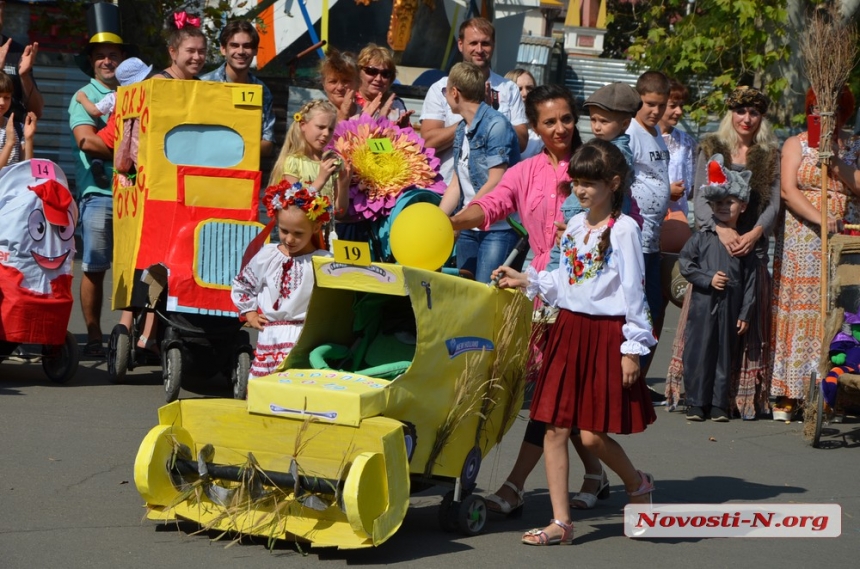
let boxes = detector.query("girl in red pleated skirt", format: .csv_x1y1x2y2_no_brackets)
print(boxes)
494,139,657,546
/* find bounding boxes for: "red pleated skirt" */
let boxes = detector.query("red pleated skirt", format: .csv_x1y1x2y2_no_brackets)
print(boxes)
530,309,656,434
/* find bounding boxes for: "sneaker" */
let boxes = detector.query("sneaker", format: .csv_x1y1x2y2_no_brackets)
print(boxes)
685,406,705,421
710,407,729,422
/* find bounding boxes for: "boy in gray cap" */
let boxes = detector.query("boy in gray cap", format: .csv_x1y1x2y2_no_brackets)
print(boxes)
585,81,640,166
546,82,640,271
680,154,757,422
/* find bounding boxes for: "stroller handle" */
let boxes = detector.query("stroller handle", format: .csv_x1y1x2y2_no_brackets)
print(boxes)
491,216,530,287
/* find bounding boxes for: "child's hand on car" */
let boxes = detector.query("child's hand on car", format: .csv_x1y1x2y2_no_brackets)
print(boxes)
492,266,527,289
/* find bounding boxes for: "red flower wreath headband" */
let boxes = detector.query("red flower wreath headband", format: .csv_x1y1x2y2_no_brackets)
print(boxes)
263,180,333,224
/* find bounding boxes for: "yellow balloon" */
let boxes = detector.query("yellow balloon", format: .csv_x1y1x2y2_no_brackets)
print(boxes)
390,203,454,271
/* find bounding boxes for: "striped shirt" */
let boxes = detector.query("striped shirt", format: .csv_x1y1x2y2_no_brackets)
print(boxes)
0,120,24,166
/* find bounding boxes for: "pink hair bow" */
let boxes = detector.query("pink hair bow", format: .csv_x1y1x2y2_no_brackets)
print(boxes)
173,11,201,29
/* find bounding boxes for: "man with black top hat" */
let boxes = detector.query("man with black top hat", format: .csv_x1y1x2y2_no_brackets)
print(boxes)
0,1,44,118
69,1,134,357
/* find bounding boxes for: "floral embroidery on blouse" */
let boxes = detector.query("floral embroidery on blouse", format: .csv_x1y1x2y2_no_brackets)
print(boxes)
271,256,305,311
562,233,612,285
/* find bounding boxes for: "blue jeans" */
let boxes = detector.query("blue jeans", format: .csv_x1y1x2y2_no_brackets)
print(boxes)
456,228,521,284
79,194,113,273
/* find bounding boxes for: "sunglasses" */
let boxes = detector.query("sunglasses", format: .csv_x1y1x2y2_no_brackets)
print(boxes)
362,66,394,80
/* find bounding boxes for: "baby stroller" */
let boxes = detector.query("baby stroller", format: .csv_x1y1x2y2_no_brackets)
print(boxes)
0,159,79,383
107,264,255,403
105,78,264,401
134,253,533,549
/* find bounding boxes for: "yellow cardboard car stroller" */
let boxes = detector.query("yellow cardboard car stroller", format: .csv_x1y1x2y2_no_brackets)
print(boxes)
134,256,531,548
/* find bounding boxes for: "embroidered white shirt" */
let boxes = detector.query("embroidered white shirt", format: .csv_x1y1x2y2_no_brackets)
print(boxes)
526,213,655,354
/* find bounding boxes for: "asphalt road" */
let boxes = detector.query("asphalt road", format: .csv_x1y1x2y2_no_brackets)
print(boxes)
1,262,858,568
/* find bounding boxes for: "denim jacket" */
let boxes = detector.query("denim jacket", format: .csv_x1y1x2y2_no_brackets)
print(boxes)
452,102,521,193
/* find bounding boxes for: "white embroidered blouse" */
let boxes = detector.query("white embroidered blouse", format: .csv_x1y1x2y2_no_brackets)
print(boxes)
231,245,331,321
525,213,656,355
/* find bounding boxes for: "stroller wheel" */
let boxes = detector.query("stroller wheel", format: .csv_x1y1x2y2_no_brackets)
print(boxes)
232,351,251,400
42,331,79,384
457,494,488,536
164,347,182,403
108,324,131,384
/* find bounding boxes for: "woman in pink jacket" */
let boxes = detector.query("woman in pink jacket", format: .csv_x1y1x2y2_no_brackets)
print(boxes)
450,84,608,517
453,84,580,272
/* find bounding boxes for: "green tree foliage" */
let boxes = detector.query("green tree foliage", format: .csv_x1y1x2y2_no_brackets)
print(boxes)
602,0,645,60
624,0,791,125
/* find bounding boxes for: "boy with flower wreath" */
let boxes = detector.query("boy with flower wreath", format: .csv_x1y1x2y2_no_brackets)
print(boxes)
231,182,333,383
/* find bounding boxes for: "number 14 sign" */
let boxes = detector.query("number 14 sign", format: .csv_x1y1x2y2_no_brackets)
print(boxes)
31,159,57,180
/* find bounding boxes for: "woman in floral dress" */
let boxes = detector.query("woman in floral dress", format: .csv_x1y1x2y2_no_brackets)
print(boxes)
771,87,860,420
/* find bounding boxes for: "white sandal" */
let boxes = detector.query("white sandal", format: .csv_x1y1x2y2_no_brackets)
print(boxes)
486,480,524,516
570,470,610,509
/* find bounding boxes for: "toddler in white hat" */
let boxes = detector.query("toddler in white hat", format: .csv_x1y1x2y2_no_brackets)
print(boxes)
75,57,153,119
74,57,153,187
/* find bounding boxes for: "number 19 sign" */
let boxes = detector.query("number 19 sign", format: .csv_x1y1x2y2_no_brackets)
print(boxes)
333,239,371,266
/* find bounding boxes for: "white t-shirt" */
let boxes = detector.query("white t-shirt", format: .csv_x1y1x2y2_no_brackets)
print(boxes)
522,128,544,160
457,133,477,206
420,70,527,184
626,120,670,253
663,127,697,217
